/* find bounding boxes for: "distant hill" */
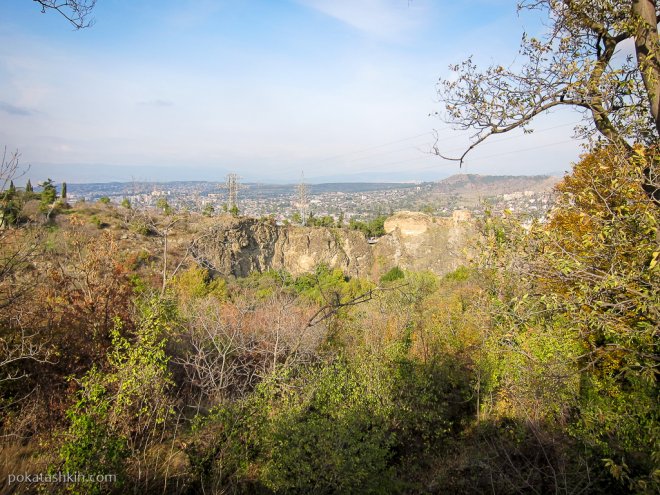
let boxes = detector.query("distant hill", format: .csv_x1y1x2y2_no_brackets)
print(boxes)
433,174,560,196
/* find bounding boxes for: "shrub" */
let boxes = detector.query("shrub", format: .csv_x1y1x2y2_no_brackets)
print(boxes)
380,266,404,283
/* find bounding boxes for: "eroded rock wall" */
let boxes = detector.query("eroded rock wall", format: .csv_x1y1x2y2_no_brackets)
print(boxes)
192,212,476,279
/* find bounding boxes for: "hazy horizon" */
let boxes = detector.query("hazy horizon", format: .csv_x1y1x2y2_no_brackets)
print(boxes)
13,166,565,188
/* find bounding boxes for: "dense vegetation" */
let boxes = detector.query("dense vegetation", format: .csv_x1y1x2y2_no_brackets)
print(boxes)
0,145,657,494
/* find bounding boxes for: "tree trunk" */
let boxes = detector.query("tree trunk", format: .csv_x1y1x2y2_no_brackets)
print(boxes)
632,0,660,136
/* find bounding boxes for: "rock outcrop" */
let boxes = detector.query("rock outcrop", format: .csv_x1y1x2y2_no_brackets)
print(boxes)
192,212,476,279
373,211,475,276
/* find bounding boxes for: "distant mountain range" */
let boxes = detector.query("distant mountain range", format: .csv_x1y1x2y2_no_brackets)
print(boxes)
23,163,565,186
62,174,561,200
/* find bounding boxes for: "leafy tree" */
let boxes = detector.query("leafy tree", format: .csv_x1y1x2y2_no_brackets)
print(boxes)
98,196,110,204
229,204,239,217
39,178,57,206
479,146,659,491
120,197,131,209
0,181,18,225
61,181,67,199
348,215,387,237
0,199,20,226
307,214,335,228
436,1,660,168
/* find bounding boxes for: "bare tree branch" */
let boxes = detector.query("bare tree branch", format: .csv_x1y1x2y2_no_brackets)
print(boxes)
32,0,96,29
436,0,660,167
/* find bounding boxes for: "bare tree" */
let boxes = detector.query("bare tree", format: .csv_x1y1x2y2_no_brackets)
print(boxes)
32,0,96,29
0,150,49,421
436,1,660,164
0,149,22,194
176,295,324,409
124,205,182,296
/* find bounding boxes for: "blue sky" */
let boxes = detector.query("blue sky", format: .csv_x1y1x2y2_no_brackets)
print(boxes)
0,0,584,183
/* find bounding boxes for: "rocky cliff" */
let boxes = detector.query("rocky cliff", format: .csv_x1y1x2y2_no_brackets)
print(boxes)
191,211,476,279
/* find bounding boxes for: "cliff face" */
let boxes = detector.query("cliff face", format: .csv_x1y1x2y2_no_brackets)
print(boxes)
374,211,476,275
192,211,475,279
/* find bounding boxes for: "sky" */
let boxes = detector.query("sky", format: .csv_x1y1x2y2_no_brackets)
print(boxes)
0,0,587,183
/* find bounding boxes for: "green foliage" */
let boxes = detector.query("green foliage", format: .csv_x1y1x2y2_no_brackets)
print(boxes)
174,265,227,302
236,268,294,299
156,197,172,215
58,301,175,493
39,178,57,207
291,211,302,224
98,196,110,205
0,197,21,226
105,309,174,428
260,358,397,494
306,214,336,228
90,215,107,229
185,400,261,492
348,214,387,237
130,219,154,236
229,204,239,217
444,265,471,282
478,146,660,491
380,266,404,283
202,203,214,216
120,198,131,209
293,264,374,307
59,368,128,494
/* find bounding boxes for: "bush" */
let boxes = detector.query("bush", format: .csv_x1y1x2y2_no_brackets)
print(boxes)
260,359,396,494
174,265,227,303
58,302,176,493
348,215,387,238
380,266,404,283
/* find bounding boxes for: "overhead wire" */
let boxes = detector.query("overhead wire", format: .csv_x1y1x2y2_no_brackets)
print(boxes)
272,119,584,180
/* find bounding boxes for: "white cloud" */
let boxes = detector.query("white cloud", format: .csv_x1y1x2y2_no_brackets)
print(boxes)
297,0,430,39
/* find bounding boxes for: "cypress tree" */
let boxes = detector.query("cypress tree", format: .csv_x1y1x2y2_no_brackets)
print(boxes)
25,179,33,193
61,182,67,199
40,179,56,205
